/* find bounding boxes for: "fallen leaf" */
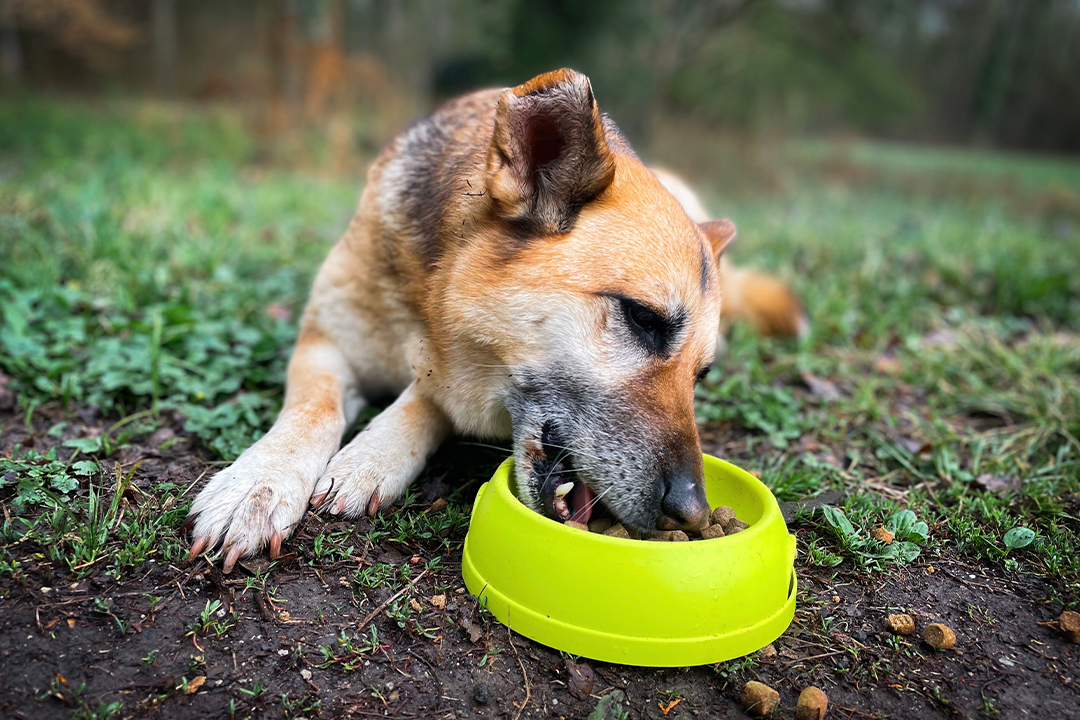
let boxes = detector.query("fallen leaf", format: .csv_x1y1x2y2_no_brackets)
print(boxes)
266,303,292,321
659,697,682,715
565,658,596,700
800,372,840,401
973,474,1019,496
185,676,206,694
463,619,483,644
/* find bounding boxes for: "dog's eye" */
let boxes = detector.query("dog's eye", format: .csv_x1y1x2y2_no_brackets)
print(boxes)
695,364,713,384
621,298,671,354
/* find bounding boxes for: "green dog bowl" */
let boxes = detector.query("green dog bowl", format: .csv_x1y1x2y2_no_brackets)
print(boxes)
461,454,796,666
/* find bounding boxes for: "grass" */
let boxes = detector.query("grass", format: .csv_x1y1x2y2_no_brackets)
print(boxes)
1,94,1079,601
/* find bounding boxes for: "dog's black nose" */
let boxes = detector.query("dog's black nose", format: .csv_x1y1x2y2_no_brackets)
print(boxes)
658,470,710,532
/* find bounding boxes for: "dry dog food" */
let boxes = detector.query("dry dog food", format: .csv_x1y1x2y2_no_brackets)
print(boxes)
885,613,916,635
1058,610,1080,643
738,681,780,717
795,686,829,720
923,623,956,649
871,527,895,544
569,505,748,541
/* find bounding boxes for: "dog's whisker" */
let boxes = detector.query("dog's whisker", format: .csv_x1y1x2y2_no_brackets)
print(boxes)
533,440,607,465
454,441,513,453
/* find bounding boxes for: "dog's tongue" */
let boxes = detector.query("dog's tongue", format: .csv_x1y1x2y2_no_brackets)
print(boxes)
568,482,596,524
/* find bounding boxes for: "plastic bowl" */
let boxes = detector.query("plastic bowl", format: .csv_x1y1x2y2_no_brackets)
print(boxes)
461,454,796,666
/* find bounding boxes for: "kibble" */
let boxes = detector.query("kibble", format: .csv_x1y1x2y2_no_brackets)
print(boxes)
723,518,749,535
578,505,746,541
649,530,689,542
1057,610,1080,643
603,524,630,539
871,527,895,544
711,505,736,527
923,623,956,649
885,613,915,635
588,517,613,534
795,686,829,720
738,681,780,717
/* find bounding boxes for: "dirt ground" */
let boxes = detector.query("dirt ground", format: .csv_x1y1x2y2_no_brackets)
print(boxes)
1,408,1078,720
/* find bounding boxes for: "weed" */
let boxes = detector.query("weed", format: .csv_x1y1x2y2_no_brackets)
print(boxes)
186,599,237,640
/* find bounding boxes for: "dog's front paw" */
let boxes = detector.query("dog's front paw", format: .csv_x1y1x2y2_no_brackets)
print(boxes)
311,437,416,518
186,438,321,572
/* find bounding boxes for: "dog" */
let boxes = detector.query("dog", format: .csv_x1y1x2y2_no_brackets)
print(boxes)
185,69,804,572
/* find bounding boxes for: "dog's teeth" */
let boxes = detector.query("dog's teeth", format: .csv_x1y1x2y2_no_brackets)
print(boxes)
553,497,570,519
554,481,574,498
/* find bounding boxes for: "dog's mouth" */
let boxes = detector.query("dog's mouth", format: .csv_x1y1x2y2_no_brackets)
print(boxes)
530,422,599,524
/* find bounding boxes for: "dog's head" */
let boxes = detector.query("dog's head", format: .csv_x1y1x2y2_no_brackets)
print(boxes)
457,70,734,532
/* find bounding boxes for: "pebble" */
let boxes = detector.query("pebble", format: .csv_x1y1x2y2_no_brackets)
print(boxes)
473,682,489,705
738,681,779,717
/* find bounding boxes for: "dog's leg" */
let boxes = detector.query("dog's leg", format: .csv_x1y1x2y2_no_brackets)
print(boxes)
186,326,359,572
312,381,450,516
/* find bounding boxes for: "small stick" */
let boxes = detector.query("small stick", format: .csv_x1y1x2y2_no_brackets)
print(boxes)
357,569,429,632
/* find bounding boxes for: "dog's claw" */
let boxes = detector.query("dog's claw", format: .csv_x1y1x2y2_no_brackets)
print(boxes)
188,535,209,560
310,492,327,507
367,492,381,516
331,495,347,515
222,545,243,574
181,516,195,534
269,530,282,559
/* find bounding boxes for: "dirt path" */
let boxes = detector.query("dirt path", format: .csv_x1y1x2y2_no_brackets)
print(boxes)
1,410,1077,719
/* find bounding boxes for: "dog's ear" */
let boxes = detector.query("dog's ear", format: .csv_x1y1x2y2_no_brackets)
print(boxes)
699,219,736,258
486,69,617,235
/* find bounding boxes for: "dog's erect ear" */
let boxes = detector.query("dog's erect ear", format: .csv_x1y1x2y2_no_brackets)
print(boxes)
699,219,736,258
486,69,617,235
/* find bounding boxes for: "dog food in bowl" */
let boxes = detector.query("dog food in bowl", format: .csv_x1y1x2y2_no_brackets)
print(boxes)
558,497,748,541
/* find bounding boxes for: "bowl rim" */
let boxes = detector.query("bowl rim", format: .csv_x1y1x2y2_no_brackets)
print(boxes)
486,454,779,546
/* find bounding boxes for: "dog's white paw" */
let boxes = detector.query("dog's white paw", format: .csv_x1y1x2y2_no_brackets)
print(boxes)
186,435,323,572
311,432,419,517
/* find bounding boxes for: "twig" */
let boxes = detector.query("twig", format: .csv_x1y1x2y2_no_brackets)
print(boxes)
356,569,429,632
513,655,531,720
783,649,848,666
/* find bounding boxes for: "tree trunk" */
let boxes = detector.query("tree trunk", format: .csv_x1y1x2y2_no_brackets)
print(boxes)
152,0,177,94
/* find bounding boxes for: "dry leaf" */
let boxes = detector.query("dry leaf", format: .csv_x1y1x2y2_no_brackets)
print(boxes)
185,676,206,694
565,658,595,700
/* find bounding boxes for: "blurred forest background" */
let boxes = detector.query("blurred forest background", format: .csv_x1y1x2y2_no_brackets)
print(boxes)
2,0,1079,162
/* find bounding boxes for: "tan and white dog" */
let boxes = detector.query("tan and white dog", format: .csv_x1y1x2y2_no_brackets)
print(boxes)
185,69,804,571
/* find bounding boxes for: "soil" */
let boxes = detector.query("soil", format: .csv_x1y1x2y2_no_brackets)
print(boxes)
1,409,1078,720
